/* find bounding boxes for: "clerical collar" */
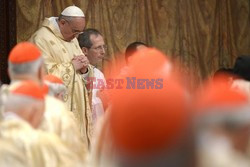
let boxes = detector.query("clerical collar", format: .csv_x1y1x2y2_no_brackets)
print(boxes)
48,17,60,31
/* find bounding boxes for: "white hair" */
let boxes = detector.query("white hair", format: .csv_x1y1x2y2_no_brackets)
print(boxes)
44,81,67,97
195,105,250,131
3,94,43,113
8,57,43,76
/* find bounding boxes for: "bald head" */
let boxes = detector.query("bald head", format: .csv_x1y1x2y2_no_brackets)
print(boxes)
8,42,43,83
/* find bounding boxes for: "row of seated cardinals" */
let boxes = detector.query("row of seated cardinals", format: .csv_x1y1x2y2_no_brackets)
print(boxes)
0,40,250,167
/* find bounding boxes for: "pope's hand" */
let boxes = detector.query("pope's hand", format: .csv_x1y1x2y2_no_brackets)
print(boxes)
79,56,89,74
72,56,84,71
72,55,89,73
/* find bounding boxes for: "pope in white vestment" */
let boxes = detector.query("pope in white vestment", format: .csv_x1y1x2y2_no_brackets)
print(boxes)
29,6,94,147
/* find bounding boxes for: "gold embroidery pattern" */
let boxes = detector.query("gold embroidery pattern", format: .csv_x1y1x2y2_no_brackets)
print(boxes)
62,63,71,68
62,73,70,82
63,93,68,102
66,68,71,73
62,65,72,85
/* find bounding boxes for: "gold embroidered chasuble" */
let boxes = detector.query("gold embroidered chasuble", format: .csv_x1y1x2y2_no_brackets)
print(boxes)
29,18,93,147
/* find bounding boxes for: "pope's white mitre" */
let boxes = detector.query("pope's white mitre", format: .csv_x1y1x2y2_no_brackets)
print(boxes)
61,6,85,17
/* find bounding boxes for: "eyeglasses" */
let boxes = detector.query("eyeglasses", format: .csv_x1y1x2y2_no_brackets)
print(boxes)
65,20,83,35
90,45,108,52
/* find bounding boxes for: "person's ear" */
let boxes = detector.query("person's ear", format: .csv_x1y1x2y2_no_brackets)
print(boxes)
82,47,89,55
38,66,44,82
59,19,67,26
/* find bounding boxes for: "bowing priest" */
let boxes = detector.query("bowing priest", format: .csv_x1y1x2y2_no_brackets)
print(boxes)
29,5,94,147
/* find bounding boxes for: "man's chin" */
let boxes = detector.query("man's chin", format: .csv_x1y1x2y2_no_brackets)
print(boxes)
98,58,104,62
92,60,102,66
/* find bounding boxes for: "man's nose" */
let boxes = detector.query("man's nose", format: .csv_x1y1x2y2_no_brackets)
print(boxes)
100,47,106,55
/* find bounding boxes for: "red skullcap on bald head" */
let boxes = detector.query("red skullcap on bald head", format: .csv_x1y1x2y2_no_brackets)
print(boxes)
109,48,189,155
9,42,41,64
195,77,248,112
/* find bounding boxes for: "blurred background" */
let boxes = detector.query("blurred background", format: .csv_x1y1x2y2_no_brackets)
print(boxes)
0,0,249,87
